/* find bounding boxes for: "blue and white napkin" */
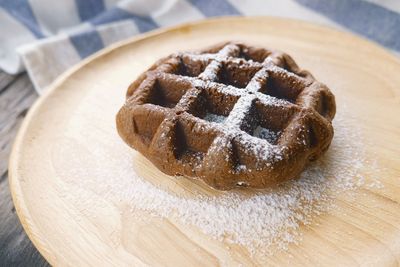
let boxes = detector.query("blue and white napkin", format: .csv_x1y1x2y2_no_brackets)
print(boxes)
1,0,399,93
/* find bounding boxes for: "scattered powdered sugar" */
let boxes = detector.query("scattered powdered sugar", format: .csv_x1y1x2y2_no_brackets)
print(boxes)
56,93,382,259
41,43,385,263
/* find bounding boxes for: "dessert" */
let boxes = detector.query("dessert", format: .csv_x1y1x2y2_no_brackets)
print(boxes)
116,42,336,190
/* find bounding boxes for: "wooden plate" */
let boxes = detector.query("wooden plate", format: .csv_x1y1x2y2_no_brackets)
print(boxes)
9,17,400,266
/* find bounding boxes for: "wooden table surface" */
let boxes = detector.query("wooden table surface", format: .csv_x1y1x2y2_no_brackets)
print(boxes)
0,71,48,266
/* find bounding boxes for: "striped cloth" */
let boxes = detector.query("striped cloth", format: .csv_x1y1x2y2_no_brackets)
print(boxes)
0,0,399,93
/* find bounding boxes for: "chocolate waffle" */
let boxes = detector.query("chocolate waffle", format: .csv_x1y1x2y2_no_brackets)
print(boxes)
116,42,336,190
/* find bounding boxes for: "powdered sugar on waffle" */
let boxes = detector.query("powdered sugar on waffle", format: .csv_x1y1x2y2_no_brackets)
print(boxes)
203,113,227,123
253,126,281,143
171,60,298,165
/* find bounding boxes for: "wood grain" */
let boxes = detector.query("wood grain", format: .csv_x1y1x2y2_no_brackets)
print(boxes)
0,72,48,266
8,17,400,266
